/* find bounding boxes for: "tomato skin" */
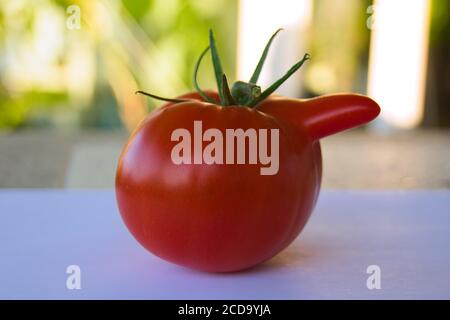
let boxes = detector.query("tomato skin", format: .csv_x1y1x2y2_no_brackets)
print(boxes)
116,92,379,272
257,93,380,140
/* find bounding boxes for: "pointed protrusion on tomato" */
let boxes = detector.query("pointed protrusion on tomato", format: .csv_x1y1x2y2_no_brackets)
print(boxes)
258,94,381,141
299,94,381,140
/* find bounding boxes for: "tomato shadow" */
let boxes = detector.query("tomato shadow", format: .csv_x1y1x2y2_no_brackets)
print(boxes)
218,240,333,276
157,240,336,298
246,243,327,273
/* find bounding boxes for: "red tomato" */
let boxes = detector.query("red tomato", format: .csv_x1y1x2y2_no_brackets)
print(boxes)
115,91,379,272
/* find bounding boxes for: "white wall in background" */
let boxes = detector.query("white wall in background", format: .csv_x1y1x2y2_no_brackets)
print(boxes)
237,0,312,97
368,0,431,129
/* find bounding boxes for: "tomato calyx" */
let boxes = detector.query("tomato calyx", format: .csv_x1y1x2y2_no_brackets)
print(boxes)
231,81,261,106
136,28,310,109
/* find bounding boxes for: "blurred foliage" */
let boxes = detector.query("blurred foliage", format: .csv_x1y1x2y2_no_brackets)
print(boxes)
426,0,450,127
304,0,372,96
0,0,237,131
1,0,446,131
430,0,449,44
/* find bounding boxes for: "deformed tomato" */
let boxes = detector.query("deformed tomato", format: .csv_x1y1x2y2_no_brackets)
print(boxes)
116,30,380,272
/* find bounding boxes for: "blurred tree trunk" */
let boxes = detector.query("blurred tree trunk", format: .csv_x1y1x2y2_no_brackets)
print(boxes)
424,0,450,127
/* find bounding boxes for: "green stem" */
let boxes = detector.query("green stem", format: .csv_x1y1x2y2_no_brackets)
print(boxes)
193,46,218,104
249,28,283,84
221,74,236,106
248,53,310,108
135,91,189,103
209,29,225,104
137,29,309,109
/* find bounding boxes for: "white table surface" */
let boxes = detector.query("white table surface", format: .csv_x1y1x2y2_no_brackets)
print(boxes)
0,190,449,300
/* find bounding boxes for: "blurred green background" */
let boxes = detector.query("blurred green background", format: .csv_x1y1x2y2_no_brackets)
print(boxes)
0,0,448,132
0,0,237,131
